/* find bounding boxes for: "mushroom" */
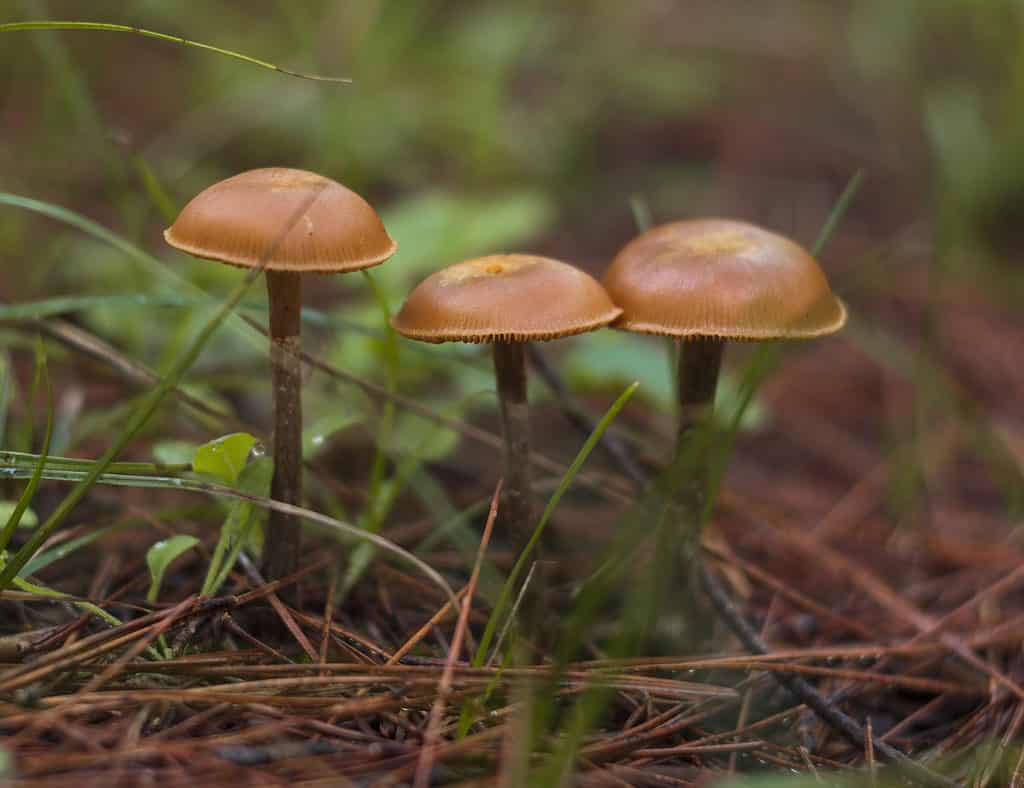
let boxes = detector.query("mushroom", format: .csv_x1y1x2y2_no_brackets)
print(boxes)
602,217,845,483
164,167,397,580
391,254,621,543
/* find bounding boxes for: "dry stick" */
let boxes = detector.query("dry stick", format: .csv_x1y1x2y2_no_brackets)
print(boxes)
704,543,876,641
388,586,470,665
412,480,501,788
527,344,647,485
319,567,338,669
243,314,635,503
0,600,207,693
220,616,290,662
237,552,320,662
697,561,955,788
29,317,242,429
76,594,198,695
631,739,765,758
286,608,393,664
735,499,1024,702
526,360,956,786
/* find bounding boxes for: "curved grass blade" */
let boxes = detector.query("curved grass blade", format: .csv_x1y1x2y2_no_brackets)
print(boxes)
13,576,122,629
0,21,352,83
0,193,266,354
359,270,399,537
472,381,640,668
0,341,52,554
0,456,457,603
0,262,262,591
0,183,336,591
23,520,137,577
0,450,189,476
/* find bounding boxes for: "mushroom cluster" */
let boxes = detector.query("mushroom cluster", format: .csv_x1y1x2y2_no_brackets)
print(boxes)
165,168,845,586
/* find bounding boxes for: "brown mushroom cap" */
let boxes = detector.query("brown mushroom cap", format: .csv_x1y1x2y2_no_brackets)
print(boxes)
164,167,397,273
391,254,622,344
602,219,846,340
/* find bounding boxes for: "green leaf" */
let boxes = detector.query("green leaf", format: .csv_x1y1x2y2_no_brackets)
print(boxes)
0,503,37,529
302,404,365,459
193,433,259,484
23,520,137,576
152,440,198,466
201,455,273,596
385,411,461,462
564,331,767,431
379,189,556,289
145,535,200,603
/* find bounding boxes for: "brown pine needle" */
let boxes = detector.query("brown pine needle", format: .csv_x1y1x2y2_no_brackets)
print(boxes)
413,479,502,788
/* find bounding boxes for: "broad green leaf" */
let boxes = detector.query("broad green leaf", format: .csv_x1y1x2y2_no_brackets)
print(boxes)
378,189,556,289
564,331,767,431
152,440,198,466
302,403,366,459
0,503,37,529
194,433,259,484
22,520,137,576
201,455,272,596
385,411,460,462
145,535,200,603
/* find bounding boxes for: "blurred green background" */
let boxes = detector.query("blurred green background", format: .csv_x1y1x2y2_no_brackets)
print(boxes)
1,0,1021,512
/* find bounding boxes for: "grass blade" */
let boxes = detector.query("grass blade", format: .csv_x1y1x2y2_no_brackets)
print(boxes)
0,182,333,590
472,381,640,668
0,454,456,603
0,341,52,554
0,21,352,82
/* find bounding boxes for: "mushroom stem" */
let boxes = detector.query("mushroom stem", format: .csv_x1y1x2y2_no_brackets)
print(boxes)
673,336,724,524
492,340,533,543
264,269,304,581
676,336,724,444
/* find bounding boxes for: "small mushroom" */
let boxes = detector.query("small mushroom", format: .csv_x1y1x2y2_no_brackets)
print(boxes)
602,217,845,475
165,167,397,580
392,254,621,543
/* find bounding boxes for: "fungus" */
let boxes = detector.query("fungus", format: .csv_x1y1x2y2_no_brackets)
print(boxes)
392,254,621,543
603,218,846,450
165,167,397,580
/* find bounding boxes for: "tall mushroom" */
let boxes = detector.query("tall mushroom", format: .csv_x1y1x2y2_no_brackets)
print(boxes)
603,219,846,646
164,167,397,580
391,254,621,544
602,218,846,456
